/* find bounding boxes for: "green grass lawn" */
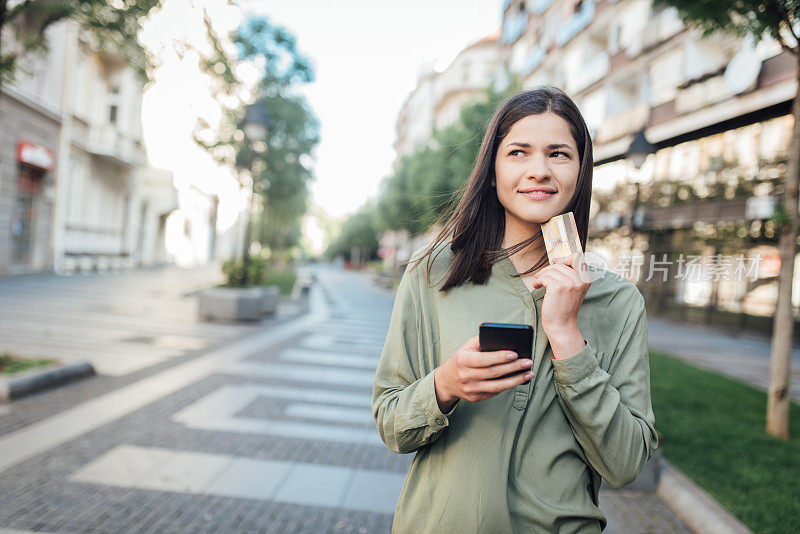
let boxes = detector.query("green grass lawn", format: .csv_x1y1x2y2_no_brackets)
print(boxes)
260,270,297,296
0,352,56,375
650,351,800,534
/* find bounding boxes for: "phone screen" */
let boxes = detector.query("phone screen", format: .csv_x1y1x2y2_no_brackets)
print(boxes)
479,322,533,381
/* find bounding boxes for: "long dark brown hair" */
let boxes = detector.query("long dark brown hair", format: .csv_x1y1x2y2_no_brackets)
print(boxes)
409,86,593,292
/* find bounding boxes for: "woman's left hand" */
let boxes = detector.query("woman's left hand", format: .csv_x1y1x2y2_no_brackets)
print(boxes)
532,252,592,357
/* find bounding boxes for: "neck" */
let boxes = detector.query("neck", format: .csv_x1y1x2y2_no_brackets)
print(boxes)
502,217,546,273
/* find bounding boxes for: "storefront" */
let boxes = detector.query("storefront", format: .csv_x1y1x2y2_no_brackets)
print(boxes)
11,141,55,271
589,113,799,336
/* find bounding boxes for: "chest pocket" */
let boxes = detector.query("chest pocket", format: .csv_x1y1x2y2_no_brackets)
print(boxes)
512,380,533,411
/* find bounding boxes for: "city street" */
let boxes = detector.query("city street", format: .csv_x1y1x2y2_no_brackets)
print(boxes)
0,266,694,533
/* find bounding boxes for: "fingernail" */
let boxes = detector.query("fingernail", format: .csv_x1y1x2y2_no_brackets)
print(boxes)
520,359,532,368
524,371,535,379
506,352,518,360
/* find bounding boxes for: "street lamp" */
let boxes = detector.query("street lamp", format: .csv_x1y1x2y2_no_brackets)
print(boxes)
625,126,658,305
626,127,656,171
624,127,656,233
236,102,272,287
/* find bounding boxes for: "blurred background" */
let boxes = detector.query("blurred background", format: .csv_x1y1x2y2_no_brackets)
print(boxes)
0,1,798,533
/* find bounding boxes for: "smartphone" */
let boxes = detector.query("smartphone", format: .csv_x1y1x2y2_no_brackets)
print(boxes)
479,322,533,382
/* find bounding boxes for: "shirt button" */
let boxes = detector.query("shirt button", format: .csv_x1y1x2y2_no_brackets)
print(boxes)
435,418,444,426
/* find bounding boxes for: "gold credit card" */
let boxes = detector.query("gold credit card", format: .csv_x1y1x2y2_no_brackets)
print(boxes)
541,212,582,264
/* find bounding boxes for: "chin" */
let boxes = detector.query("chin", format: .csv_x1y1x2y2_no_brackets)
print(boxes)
520,208,560,224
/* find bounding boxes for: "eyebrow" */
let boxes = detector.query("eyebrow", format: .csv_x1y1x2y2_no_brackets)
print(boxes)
506,141,575,151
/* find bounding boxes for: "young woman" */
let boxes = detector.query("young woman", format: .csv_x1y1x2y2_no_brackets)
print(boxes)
372,87,657,533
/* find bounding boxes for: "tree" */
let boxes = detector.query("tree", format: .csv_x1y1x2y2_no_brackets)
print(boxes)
374,83,518,238
195,14,319,268
654,0,798,439
0,0,162,86
325,206,380,266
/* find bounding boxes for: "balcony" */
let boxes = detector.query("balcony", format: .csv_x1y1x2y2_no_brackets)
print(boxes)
520,46,546,77
570,51,609,93
502,10,528,44
556,0,595,46
87,125,146,168
596,102,649,144
530,0,554,14
638,198,749,231
675,75,732,115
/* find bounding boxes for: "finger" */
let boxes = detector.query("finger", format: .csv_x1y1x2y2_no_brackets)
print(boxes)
478,369,536,394
554,253,578,267
463,335,481,351
534,272,562,288
546,263,582,283
554,253,592,283
464,349,519,368
574,253,592,282
533,265,564,280
477,358,533,380
534,261,576,277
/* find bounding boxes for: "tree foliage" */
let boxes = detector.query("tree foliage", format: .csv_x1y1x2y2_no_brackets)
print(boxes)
324,206,380,262
653,0,799,54
195,13,319,261
0,0,162,85
375,82,519,237
234,16,314,91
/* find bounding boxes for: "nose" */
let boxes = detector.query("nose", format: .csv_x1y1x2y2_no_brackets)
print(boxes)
524,152,552,182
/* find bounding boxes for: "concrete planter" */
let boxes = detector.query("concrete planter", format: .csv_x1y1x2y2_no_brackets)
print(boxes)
198,287,265,322
261,286,280,315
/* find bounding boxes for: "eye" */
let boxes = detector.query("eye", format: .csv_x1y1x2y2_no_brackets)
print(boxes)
551,151,570,159
508,149,525,156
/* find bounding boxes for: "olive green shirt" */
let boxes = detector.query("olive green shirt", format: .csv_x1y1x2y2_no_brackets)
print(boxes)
372,244,657,533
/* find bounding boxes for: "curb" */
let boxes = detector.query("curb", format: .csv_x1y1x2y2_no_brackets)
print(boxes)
0,361,96,402
656,458,753,534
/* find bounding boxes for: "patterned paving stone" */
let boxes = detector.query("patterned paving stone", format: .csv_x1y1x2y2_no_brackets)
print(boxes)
0,266,694,533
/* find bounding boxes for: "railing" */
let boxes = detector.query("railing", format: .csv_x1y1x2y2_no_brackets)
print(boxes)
88,124,146,167
520,46,546,76
596,102,649,143
675,75,732,115
530,0,554,14
502,10,528,44
556,0,595,46
568,51,609,92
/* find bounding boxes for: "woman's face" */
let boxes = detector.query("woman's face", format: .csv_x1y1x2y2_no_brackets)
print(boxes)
493,112,581,231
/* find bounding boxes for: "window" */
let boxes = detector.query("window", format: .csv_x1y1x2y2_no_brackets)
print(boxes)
108,85,120,125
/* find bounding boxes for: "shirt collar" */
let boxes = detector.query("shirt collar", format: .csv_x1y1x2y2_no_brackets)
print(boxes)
497,256,547,302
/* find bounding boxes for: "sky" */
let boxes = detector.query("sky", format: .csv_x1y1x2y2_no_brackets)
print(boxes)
140,0,503,225
242,0,503,219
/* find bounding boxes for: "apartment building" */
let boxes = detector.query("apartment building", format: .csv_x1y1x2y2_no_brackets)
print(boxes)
0,21,179,276
53,23,153,274
500,0,798,318
394,34,501,160
0,25,67,275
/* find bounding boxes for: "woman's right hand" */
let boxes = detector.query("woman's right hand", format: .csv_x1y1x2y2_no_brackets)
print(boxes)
434,335,534,412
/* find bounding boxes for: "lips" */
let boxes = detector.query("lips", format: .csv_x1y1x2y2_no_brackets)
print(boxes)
518,187,556,194
518,188,556,199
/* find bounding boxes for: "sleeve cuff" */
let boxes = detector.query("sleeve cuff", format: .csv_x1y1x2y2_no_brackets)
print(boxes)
417,370,455,431
552,340,600,385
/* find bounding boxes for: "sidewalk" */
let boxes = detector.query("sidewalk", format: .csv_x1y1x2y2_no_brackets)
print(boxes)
0,267,404,532
0,264,256,377
647,315,800,403
0,265,770,532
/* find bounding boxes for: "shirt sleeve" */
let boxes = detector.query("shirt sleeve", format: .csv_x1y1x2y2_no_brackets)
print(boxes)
372,265,453,455
550,293,658,488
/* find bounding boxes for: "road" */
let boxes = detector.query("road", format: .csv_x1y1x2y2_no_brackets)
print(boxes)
0,265,690,532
